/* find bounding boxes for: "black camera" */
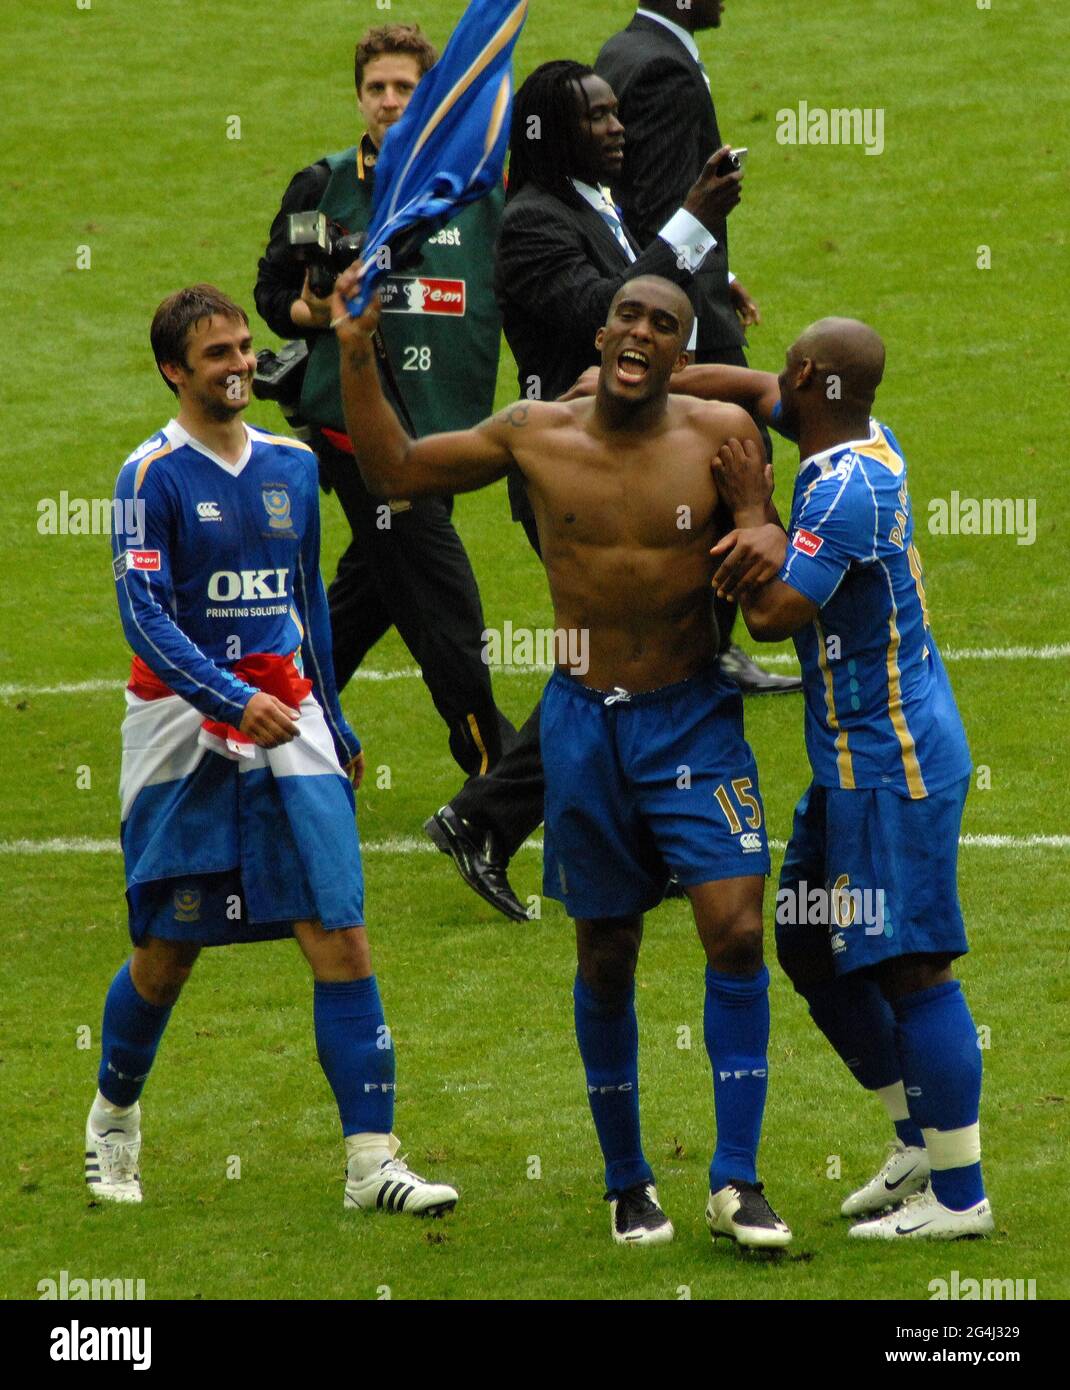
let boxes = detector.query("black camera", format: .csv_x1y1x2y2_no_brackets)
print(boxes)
252,339,312,441
287,211,364,299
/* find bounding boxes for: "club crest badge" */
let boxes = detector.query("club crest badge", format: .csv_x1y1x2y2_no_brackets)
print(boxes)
262,485,292,531
174,887,202,922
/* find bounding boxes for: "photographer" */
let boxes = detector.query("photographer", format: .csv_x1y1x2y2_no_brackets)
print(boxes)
255,23,514,778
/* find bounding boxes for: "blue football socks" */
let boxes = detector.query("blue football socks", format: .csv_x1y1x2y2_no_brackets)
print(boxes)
704,965,770,1192
314,976,395,1137
800,973,925,1148
97,960,172,1107
573,975,654,1193
893,980,985,1210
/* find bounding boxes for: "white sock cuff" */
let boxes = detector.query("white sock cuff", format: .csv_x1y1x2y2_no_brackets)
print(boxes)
922,1122,981,1170
93,1090,138,1120
876,1080,910,1123
345,1131,399,1172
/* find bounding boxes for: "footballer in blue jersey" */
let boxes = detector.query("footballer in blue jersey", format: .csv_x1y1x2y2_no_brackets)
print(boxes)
662,318,992,1239
85,285,458,1218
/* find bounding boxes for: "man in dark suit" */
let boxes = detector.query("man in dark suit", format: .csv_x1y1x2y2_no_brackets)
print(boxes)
597,1,802,696
425,59,744,920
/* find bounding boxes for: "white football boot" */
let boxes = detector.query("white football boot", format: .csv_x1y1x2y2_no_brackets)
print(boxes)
848,1187,993,1239
841,1141,930,1217
706,1179,792,1249
607,1183,675,1245
85,1106,143,1203
345,1155,458,1217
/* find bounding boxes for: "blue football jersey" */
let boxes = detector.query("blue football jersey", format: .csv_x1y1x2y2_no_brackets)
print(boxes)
112,419,359,763
777,419,970,799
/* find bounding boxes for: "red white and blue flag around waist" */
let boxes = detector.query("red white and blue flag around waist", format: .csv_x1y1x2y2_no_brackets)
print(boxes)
345,0,528,317
120,654,363,930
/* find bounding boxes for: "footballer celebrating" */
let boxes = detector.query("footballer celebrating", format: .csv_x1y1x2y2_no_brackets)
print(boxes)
86,285,457,1218
688,319,993,1238
334,265,792,1250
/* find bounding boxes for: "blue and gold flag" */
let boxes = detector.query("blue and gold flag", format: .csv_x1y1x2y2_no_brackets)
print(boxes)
346,0,528,315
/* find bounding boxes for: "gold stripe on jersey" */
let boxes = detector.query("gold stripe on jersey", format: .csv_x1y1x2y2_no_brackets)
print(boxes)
907,543,932,630
251,431,315,453
854,426,904,477
814,616,854,789
883,589,928,799
134,441,173,494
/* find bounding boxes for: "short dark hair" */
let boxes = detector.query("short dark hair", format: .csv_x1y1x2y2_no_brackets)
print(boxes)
150,285,248,395
507,60,596,203
354,24,437,94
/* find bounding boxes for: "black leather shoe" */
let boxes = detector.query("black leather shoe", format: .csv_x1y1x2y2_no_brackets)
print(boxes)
424,806,530,923
718,644,802,695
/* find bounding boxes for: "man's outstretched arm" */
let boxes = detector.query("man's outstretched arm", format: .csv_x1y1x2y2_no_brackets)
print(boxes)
674,364,782,426
332,265,516,499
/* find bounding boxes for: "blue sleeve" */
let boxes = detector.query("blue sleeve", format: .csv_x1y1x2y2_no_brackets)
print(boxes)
778,465,878,608
769,399,799,442
293,461,362,765
113,457,259,724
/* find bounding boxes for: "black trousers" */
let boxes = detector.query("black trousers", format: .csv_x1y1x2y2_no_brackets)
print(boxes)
317,435,515,779
451,345,768,853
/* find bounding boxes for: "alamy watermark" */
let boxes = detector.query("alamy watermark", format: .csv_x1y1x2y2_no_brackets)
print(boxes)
37,493,145,543
776,101,884,156
482,620,589,676
928,1269,1036,1301
928,492,1036,546
775,878,886,934
38,1269,146,1300
49,1322,151,1370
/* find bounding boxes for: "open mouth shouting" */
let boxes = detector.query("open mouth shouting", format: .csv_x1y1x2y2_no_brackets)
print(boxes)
616,348,650,384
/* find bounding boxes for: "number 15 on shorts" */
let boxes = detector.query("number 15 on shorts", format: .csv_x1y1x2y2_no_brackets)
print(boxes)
713,778,763,834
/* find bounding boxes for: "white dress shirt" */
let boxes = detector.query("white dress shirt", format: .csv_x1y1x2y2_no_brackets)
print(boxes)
572,178,707,349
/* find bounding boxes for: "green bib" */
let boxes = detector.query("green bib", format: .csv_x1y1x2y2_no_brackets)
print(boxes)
299,146,503,437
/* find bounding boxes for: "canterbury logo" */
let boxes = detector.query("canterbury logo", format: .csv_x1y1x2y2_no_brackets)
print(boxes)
739,832,763,852
196,501,222,521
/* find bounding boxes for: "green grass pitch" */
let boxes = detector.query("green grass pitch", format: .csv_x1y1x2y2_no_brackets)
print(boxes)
1,0,1067,1302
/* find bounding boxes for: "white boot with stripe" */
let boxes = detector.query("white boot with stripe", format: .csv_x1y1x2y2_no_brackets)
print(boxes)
344,1133,458,1217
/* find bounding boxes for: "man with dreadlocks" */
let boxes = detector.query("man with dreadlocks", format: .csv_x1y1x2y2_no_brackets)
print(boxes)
424,59,745,926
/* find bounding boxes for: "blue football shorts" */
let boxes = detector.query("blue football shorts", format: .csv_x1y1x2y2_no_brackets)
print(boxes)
541,665,770,919
775,777,970,975
128,869,309,948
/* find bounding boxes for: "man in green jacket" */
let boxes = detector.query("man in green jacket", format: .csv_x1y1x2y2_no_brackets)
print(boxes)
255,22,515,780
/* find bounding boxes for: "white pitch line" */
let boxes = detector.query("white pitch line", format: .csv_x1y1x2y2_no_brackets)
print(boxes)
943,643,1070,662
960,833,1070,849
2,642,1068,699
2,833,1065,856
